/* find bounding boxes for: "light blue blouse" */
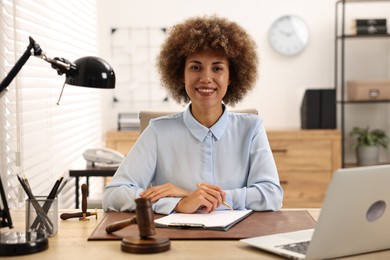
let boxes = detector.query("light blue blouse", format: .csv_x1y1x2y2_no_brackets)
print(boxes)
103,105,283,214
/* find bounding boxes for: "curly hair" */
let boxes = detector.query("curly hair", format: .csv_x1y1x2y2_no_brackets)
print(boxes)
156,15,259,105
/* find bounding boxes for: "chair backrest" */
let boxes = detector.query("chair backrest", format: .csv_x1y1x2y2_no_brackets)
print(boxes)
139,108,258,133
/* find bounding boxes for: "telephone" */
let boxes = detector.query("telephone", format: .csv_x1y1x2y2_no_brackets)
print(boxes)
82,147,125,167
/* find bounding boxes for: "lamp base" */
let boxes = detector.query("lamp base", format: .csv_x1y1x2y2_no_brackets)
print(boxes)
0,230,48,256
121,236,170,254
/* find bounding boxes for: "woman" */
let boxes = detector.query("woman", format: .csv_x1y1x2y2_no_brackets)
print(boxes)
103,15,283,214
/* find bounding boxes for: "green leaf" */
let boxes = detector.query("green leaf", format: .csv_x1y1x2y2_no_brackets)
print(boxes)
349,126,389,149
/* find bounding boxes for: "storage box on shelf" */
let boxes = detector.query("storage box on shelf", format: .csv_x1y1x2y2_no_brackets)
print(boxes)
351,18,388,36
347,79,390,101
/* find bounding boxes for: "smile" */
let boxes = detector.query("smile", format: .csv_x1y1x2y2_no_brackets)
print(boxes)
197,88,215,93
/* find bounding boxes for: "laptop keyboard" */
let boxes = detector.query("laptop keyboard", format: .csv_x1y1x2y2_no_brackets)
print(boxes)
276,241,310,254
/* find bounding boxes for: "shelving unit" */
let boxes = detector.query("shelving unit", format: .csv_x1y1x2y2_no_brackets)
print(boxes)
335,0,390,167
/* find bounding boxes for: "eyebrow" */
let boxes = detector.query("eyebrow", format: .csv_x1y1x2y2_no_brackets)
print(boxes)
188,60,227,65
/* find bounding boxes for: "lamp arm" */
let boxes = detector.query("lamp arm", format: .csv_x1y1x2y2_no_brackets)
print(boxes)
40,55,77,76
0,36,78,93
0,37,42,93
1,36,114,103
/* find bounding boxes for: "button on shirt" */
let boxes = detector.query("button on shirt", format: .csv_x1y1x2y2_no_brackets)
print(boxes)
103,105,283,214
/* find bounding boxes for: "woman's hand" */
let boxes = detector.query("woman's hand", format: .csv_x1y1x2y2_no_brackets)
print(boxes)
140,183,191,202
174,183,226,213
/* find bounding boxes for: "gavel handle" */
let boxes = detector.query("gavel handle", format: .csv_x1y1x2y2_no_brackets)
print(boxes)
60,212,97,220
81,183,88,215
105,217,137,234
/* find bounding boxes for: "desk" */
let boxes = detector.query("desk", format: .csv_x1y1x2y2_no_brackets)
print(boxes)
3,209,390,259
69,166,117,208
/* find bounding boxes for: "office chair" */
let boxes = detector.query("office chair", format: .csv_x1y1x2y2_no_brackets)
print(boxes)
139,108,258,133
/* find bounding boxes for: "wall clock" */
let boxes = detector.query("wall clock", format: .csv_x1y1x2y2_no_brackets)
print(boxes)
269,15,310,56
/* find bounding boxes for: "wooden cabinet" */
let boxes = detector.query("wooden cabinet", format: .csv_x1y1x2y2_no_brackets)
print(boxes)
105,130,140,155
267,129,341,208
105,129,341,208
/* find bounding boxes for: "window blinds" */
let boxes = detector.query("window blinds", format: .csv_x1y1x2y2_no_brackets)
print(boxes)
0,0,105,209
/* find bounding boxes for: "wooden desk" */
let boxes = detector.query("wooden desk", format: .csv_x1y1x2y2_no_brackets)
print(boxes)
69,166,117,209
3,209,390,259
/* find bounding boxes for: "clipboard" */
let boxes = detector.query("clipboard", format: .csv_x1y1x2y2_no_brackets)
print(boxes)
88,210,317,240
154,210,253,231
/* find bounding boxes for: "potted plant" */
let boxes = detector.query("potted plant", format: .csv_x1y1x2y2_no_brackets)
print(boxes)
349,126,389,166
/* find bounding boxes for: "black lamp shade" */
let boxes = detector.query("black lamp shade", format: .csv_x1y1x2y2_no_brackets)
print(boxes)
65,56,115,89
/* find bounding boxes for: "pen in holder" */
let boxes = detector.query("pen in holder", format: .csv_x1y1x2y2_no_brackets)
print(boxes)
26,196,58,237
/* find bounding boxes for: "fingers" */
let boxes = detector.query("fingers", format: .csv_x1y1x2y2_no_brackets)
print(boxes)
174,188,222,213
195,189,220,212
139,182,226,214
140,183,190,202
174,194,214,213
140,185,169,202
197,183,226,203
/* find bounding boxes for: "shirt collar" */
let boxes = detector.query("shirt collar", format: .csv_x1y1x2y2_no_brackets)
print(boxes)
183,104,229,142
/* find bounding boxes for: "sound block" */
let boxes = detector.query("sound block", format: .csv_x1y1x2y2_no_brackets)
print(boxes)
121,236,170,254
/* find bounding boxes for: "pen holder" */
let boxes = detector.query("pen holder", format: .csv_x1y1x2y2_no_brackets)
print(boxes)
26,196,58,237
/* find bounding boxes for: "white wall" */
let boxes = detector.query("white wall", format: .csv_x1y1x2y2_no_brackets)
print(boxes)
96,0,390,162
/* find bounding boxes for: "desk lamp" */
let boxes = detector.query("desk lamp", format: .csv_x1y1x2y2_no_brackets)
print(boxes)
0,36,115,256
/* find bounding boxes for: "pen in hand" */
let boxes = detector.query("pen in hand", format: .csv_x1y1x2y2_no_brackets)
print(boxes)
196,184,233,210
222,201,233,211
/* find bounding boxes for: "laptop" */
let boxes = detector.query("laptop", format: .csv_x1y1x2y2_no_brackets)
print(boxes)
240,165,390,259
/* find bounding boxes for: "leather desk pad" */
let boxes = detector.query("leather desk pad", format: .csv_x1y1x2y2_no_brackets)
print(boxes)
88,210,316,240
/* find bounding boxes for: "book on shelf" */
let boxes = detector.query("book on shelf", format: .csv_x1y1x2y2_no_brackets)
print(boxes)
352,18,386,27
351,25,387,35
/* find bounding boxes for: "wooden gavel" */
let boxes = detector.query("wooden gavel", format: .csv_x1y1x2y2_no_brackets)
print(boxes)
105,197,170,254
60,183,97,221
105,197,155,237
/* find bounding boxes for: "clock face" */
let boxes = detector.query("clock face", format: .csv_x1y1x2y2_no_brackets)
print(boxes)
269,15,309,56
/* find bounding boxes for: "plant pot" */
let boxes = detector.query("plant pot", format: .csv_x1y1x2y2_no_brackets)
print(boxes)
356,146,379,166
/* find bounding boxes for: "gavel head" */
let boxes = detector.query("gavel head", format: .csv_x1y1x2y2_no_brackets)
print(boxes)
135,197,156,238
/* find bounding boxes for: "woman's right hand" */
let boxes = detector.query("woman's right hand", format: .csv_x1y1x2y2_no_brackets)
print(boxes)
174,183,226,213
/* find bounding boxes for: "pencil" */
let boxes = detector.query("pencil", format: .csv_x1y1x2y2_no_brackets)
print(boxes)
48,176,63,200
17,175,53,232
31,176,63,229
56,178,67,196
196,184,233,210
